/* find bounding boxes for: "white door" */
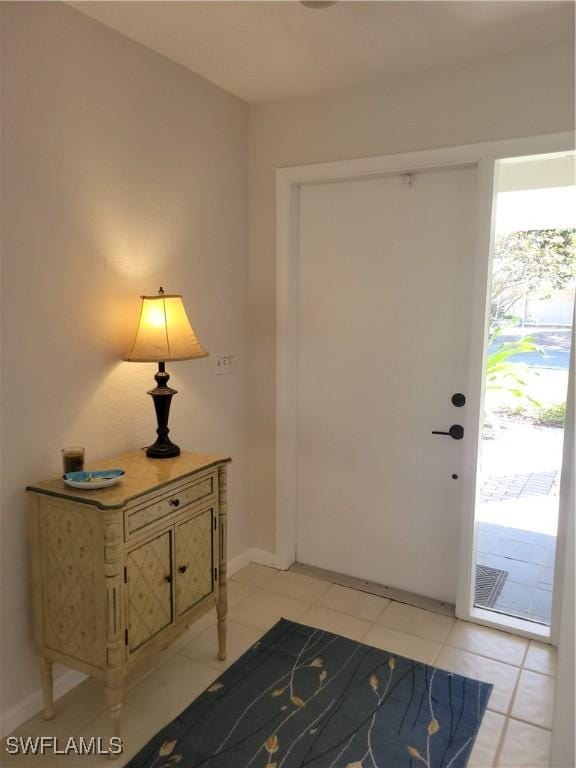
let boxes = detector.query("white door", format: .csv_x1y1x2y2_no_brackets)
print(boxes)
296,166,478,603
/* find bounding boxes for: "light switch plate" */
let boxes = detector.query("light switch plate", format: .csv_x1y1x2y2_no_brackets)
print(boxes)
215,355,235,375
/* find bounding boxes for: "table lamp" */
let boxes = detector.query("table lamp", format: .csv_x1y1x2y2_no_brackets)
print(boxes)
125,287,208,458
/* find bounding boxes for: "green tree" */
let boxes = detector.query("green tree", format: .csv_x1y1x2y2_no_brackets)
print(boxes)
491,228,576,321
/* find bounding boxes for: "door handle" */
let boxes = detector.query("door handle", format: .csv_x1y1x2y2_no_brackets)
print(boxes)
178,564,188,574
432,424,464,440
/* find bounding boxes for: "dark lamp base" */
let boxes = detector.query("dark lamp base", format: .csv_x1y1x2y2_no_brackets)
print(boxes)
146,440,181,459
146,362,181,460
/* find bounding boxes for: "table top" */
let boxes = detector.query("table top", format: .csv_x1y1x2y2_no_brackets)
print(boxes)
26,450,230,510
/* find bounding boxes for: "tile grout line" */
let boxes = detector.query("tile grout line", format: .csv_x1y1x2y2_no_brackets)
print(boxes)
505,715,552,732
493,714,509,768
519,640,530,669
492,634,533,768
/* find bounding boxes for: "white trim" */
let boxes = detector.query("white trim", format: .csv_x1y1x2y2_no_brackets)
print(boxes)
227,549,253,577
276,134,574,186
455,157,498,624
228,548,279,577
275,171,301,570
466,607,552,642
249,548,280,569
549,307,576,646
275,132,574,637
0,668,86,739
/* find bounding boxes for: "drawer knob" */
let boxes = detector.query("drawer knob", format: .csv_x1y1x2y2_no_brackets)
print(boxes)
179,564,188,574
164,575,172,584
170,498,181,508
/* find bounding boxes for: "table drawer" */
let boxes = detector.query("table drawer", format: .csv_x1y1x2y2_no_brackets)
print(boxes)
126,473,215,537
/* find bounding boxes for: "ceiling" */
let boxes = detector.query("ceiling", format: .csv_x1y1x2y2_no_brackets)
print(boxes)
70,1,574,103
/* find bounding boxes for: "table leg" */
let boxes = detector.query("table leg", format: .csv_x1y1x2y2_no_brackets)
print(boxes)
39,657,55,720
105,683,124,744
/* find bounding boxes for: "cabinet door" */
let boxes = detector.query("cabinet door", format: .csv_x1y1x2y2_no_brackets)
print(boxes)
126,530,173,652
175,508,215,617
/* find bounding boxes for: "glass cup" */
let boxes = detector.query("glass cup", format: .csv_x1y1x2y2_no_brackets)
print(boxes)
62,446,85,474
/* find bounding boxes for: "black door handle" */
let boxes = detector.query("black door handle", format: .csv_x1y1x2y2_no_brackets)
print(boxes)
432,424,464,440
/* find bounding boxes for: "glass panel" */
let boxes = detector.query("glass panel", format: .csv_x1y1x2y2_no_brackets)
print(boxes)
474,152,575,627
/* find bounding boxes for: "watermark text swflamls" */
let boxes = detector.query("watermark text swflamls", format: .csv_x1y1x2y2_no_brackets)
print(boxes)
5,736,123,756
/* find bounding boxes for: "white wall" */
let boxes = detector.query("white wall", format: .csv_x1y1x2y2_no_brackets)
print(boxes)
248,41,575,554
0,2,249,732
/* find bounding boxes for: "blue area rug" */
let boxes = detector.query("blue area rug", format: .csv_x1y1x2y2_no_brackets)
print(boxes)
126,618,492,768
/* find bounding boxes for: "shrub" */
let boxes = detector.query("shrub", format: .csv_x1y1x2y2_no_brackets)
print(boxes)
534,402,567,427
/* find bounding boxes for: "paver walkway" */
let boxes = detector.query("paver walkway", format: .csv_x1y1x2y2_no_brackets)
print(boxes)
480,470,559,502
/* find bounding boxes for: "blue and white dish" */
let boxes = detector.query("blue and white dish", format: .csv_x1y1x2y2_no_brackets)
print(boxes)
63,469,125,490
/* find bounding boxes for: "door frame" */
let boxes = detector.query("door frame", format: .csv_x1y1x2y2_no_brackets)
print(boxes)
275,132,573,642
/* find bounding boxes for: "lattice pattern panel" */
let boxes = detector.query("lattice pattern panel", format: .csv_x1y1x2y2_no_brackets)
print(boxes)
127,531,172,652
41,503,99,663
175,509,214,617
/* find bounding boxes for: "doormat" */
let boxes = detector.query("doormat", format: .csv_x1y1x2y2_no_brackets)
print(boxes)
475,564,508,609
126,618,492,768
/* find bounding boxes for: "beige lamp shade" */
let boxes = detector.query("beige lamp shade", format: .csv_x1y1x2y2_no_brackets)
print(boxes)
125,293,208,362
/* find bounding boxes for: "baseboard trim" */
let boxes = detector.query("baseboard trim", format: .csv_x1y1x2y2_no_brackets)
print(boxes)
249,548,279,569
227,549,252,576
1,548,280,737
0,667,87,739
228,548,279,576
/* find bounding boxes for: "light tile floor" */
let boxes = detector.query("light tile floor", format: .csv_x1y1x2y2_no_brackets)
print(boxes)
2,565,557,768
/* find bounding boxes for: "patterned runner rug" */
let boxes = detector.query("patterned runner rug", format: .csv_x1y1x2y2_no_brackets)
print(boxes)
126,618,492,768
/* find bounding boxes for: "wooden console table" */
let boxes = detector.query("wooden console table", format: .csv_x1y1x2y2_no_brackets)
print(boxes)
26,450,230,738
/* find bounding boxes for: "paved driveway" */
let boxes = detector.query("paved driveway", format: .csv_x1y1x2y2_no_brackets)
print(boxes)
488,326,572,369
